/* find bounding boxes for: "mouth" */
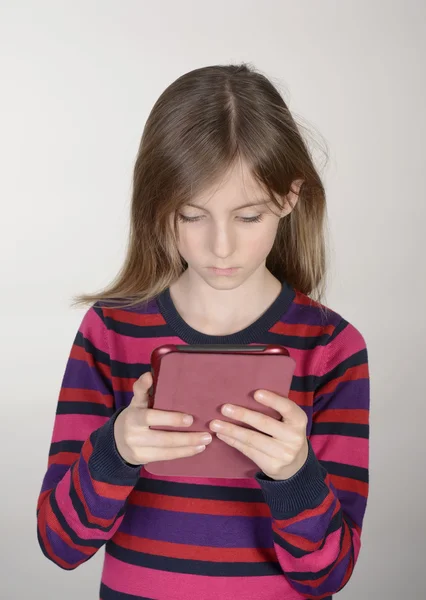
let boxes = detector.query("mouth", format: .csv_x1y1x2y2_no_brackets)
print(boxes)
208,267,240,276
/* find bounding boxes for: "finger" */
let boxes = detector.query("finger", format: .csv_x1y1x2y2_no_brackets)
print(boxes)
145,444,207,463
216,433,279,472
144,429,213,448
210,421,280,458
143,408,194,428
221,404,284,439
254,390,307,427
130,371,153,409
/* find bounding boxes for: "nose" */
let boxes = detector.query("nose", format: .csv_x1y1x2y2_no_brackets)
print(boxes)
209,220,236,259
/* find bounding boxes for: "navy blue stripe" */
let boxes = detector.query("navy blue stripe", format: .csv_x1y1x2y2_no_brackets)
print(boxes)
68,468,125,534
100,583,153,600
273,510,341,560
74,330,111,367
328,318,348,343
135,474,266,502
316,349,368,389
49,440,84,456
319,460,369,483
311,422,369,438
106,541,282,576
49,487,105,549
56,401,112,417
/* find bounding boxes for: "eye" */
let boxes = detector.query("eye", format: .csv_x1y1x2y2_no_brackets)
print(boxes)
178,214,204,223
239,215,263,223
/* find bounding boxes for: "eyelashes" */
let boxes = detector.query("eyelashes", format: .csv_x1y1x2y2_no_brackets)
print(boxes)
177,214,264,223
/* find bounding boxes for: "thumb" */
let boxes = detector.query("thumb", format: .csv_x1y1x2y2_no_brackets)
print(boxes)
130,371,153,409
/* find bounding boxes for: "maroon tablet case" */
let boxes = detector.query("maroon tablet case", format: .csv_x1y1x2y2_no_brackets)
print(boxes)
144,345,296,478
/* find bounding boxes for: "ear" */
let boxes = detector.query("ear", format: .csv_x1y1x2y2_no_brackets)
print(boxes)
280,179,304,217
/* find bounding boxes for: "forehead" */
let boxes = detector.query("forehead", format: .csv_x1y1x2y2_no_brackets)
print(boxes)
190,160,269,209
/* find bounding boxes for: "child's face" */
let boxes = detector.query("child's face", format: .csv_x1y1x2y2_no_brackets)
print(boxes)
174,160,298,291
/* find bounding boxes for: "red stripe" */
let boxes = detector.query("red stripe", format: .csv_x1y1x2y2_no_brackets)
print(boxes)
269,321,335,337
48,452,80,466
72,460,116,529
47,492,98,556
59,387,114,407
128,491,271,517
113,532,277,563
273,502,340,553
288,389,312,407
293,292,323,309
70,344,112,381
328,474,368,498
274,490,335,528
37,490,50,511
318,364,368,395
103,308,166,327
39,494,90,568
314,408,369,425
111,375,137,393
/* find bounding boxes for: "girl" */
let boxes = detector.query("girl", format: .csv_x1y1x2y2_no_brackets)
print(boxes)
37,64,370,600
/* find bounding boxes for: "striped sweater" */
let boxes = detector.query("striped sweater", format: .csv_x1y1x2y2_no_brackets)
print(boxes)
37,282,370,600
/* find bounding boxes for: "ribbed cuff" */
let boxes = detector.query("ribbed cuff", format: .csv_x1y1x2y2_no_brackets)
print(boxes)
88,408,142,485
255,440,329,517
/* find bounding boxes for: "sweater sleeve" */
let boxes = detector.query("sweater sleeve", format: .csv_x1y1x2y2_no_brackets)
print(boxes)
255,319,370,599
36,303,142,570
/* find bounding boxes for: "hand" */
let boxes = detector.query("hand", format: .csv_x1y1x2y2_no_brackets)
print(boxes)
209,389,309,480
114,371,212,465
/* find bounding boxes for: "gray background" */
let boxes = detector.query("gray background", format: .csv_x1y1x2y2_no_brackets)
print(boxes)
1,1,425,598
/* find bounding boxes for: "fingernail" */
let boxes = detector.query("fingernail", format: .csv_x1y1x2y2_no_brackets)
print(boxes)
222,404,234,415
201,434,212,443
195,445,206,452
183,415,193,425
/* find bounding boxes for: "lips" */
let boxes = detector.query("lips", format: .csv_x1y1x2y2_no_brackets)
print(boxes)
209,267,240,275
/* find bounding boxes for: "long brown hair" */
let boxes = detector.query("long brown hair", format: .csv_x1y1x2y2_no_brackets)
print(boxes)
72,63,329,309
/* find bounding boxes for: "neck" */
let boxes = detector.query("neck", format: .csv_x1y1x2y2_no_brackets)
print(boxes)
169,267,282,336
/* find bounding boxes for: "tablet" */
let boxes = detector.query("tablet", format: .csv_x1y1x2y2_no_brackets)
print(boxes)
144,344,296,478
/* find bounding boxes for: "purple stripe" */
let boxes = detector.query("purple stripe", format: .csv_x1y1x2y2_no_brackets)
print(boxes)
334,489,368,529
114,390,133,410
46,523,88,565
122,299,160,314
284,495,337,541
41,464,69,492
314,379,370,410
283,304,341,327
119,505,274,548
62,359,111,395
77,455,123,519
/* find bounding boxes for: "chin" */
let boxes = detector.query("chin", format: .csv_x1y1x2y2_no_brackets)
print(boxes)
201,271,249,291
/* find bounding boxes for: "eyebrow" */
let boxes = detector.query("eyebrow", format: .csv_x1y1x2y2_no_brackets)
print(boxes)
185,200,270,211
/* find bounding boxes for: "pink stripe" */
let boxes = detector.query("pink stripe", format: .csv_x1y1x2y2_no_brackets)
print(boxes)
310,434,368,469
275,527,342,571
55,469,124,541
286,346,321,377
52,415,109,443
101,554,303,600
81,308,110,354
112,335,183,364
316,324,366,377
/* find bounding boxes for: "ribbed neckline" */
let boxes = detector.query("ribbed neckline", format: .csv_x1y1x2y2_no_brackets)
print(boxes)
156,281,296,345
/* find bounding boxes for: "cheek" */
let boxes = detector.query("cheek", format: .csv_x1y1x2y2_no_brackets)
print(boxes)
175,227,203,259
244,222,279,255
